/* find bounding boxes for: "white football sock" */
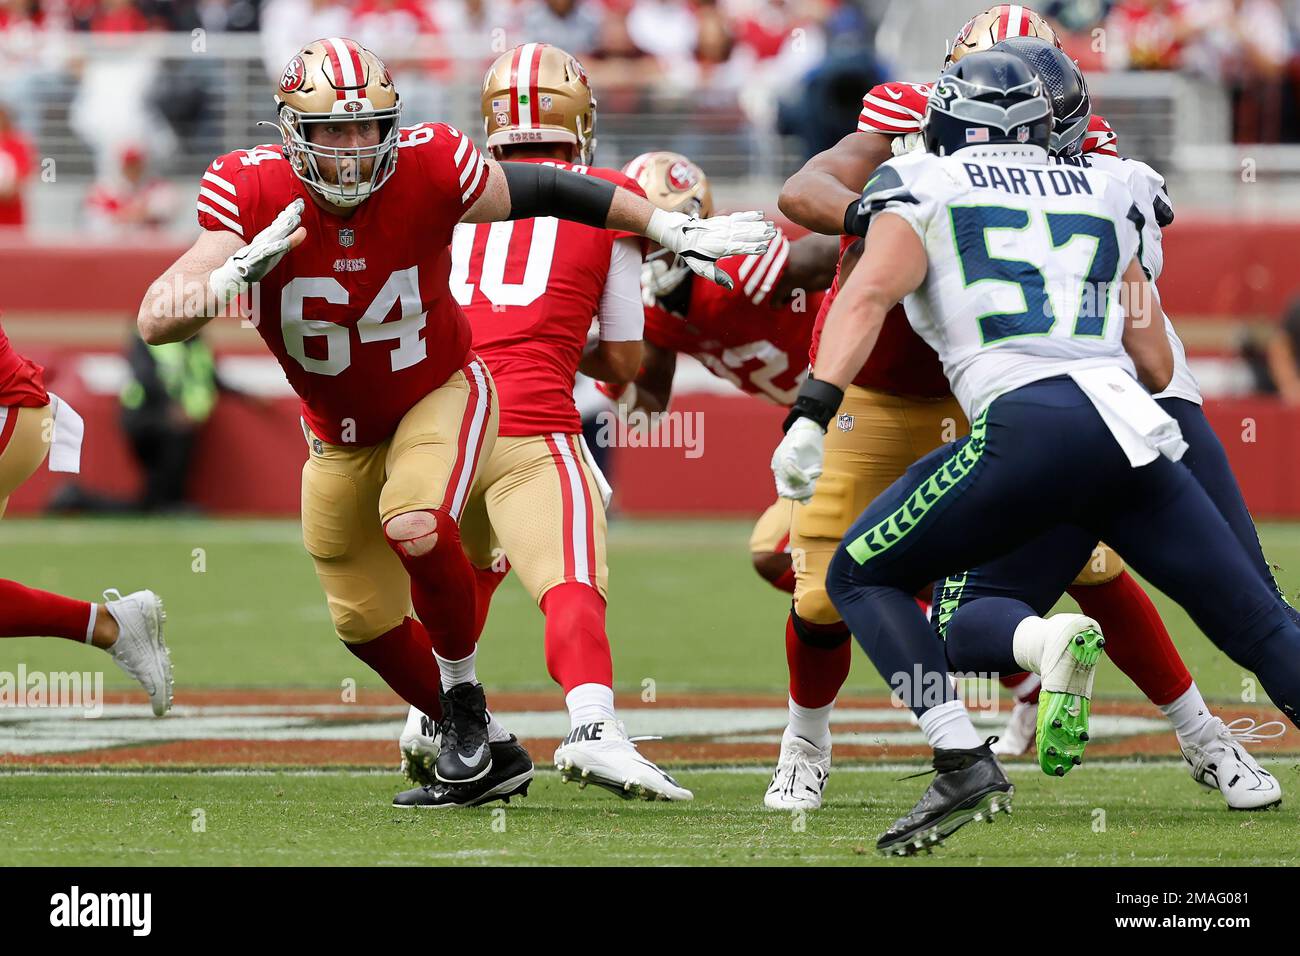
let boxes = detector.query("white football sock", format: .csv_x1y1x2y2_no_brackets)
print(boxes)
787,697,833,750
435,650,476,691
566,682,616,728
485,710,511,744
1161,682,1213,742
1011,615,1049,674
918,699,983,751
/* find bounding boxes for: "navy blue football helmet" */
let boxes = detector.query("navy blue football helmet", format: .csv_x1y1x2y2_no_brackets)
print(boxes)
922,50,1053,157
992,36,1091,157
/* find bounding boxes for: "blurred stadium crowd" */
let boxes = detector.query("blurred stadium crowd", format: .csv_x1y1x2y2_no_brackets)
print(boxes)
3,1,1300,235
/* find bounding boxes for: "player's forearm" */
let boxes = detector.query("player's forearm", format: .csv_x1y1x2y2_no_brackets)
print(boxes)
779,168,863,236
812,287,888,389
137,269,220,345
580,340,644,384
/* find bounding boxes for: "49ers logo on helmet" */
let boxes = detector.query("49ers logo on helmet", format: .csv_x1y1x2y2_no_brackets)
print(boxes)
281,55,306,93
343,100,364,113
667,161,698,192
568,56,589,88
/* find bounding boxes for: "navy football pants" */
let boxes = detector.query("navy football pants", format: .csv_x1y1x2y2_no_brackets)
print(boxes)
825,377,1300,727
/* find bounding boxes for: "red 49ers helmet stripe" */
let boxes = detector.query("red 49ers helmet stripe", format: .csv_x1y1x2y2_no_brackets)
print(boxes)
508,42,546,130
322,37,367,101
997,4,1027,40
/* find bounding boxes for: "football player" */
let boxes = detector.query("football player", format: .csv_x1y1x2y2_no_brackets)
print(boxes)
765,2,1211,812
392,43,690,807
0,322,172,715
610,150,839,594
935,35,1284,807
138,38,773,788
773,50,1300,854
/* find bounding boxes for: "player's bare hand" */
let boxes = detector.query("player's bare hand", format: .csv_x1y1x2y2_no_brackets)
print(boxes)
208,199,306,302
771,417,825,502
646,209,777,290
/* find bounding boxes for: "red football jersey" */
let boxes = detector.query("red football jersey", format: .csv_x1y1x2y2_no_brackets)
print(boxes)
0,321,48,408
456,160,641,436
1083,114,1119,157
857,80,932,136
195,122,489,445
644,228,818,407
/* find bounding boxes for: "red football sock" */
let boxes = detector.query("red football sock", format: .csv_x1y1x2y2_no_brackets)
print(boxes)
786,611,852,709
384,508,478,661
1069,570,1191,706
0,579,93,642
345,617,443,719
540,582,613,692
471,564,508,641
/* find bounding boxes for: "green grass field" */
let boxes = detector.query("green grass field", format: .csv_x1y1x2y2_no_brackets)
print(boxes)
2,517,1299,866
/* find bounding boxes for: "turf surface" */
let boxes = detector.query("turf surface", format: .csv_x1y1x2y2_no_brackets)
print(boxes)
2,517,1299,867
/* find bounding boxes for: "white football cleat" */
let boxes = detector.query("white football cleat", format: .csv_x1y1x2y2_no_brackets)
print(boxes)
1181,716,1284,810
763,728,831,810
399,705,441,787
554,719,693,801
102,588,172,716
990,699,1037,756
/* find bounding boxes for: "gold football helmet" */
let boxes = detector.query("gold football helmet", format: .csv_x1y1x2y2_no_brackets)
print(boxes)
482,43,597,164
946,5,1062,67
621,151,714,299
274,37,401,208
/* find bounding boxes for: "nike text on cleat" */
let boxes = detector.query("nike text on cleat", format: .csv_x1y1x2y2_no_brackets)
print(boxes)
102,588,173,716
876,737,1013,857
554,719,693,801
1181,716,1284,810
1035,614,1104,778
434,682,493,784
763,728,831,810
394,736,534,809
398,705,441,787
990,699,1037,756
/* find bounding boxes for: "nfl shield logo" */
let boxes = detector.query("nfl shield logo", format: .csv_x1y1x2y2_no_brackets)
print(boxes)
1016,125,1030,143
540,94,553,111
338,228,355,248
836,413,855,433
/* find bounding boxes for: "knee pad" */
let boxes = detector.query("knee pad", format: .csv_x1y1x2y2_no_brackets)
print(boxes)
384,509,452,557
794,586,843,627
1072,542,1125,587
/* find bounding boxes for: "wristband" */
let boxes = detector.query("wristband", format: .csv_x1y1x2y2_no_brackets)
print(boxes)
781,377,844,433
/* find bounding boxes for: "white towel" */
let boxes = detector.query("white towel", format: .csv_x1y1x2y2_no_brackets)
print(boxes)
1069,366,1187,467
45,393,85,474
578,434,614,511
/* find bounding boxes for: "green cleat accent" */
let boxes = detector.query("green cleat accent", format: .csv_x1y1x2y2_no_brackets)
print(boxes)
1037,627,1105,777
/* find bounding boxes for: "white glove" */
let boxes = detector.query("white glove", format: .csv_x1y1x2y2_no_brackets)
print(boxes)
891,132,924,157
771,417,825,502
208,199,305,302
646,208,776,290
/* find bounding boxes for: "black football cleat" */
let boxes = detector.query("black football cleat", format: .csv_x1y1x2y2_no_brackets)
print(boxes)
394,736,534,809
877,737,1014,857
435,682,494,784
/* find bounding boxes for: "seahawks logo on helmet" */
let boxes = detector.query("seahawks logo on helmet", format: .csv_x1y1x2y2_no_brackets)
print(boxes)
922,50,1054,158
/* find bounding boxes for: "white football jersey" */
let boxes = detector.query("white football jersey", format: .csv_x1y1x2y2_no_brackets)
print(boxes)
863,147,1146,420
1055,152,1200,405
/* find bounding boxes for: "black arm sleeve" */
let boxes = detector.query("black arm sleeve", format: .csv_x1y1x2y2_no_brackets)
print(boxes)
500,162,617,227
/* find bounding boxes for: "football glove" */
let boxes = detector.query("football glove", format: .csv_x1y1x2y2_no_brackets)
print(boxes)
646,209,775,291
771,417,825,502
208,199,305,302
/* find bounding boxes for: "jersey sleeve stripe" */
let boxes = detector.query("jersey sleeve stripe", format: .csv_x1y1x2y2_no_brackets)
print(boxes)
743,232,785,300
859,107,921,133
864,94,924,121
196,201,244,236
460,152,487,204
459,148,484,188
202,170,237,195
751,234,790,305
452,131,470,168
737,252,759,282
198,186,239,216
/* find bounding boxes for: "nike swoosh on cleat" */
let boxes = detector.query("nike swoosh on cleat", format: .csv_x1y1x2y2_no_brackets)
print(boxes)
457,744,486,765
